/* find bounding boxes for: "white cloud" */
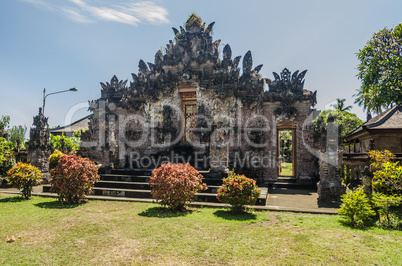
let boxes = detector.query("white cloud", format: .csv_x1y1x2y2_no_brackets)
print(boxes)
20,0,52,10
20,0,170,26
72,0,142,25
60,8,94,23
122,1,170,24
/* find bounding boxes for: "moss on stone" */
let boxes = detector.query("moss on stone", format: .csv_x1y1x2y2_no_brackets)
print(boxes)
185,12,204,30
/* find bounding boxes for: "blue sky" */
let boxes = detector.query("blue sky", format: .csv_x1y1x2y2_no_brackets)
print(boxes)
1,0,401,129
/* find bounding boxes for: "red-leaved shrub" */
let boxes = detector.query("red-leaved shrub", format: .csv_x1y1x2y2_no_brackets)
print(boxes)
217,170,260,213
50,154,99,204
149,162,207,211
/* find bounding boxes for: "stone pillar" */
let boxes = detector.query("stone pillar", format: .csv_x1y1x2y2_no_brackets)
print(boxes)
317,114,345,202
362,166,373,195
27,108,51,172
317,152,345,202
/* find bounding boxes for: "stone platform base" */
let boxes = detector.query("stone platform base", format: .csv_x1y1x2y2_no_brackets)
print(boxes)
317,181,345,202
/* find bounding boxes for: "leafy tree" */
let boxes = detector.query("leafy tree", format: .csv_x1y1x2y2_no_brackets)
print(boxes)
0,138,15,177
7,125,27,149
0,115,10,138
355,23,402,114
49,133,80,152
0,116,15,177
313,109,364,138
331,98,352,112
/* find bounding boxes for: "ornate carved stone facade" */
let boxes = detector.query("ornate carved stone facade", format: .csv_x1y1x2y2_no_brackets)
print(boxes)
81,14,320,184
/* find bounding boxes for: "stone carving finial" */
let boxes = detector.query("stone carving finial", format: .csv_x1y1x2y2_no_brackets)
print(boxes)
233,56,241,68
222,44,232,61
254,64,263,73
100,75,127,99
138,60,148,74
185,13,204,32
154,50,164,67
172,27,179,36
242,51,253,75
263,68,317,119
205,22,215,34
33,107,48,130
327,113,335,123
268,68,307,93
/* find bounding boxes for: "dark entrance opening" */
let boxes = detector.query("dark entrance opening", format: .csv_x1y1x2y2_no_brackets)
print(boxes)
278,129,295,177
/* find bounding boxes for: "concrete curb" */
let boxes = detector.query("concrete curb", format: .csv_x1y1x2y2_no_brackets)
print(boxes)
0,189,338,215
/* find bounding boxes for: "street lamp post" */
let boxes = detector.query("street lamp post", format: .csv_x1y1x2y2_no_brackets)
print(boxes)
42,88,78,115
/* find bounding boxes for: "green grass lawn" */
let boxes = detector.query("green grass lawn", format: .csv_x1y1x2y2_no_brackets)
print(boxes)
280,162,293,176
1,193,401,265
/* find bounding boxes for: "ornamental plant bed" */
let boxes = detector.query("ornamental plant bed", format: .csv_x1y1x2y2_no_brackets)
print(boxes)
149,162,207,211
217,170,260,213
50,154,99,204
6,162,42,199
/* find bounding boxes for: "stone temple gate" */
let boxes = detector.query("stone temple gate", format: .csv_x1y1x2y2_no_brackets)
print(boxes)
80,14,320,184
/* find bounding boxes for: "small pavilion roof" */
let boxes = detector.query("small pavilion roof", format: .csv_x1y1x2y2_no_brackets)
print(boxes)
49,115,91,136
344,104,402,141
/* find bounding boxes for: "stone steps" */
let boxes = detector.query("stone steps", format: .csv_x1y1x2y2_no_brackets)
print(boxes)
267,177,315,189
43,184,268,205
42,169,268,205
96,180,224,193
101,174,150,183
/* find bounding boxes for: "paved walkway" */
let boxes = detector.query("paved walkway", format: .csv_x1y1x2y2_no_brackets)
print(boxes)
0,185,339,214
265,187,339,214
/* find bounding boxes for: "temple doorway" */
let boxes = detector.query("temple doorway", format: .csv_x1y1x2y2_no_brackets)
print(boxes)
278,129,295,177
179,89,197,143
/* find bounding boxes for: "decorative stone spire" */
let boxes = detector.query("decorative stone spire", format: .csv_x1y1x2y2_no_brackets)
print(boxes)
100,75,127,99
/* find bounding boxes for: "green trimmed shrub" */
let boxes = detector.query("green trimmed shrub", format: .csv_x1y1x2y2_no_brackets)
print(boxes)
149,162,207,211
7,163,42,199
373,193,402,229
372,161,402,195
217,170,261,213
338,187,376,227
50,155,99,204
368,150,394,172
49,150,64,170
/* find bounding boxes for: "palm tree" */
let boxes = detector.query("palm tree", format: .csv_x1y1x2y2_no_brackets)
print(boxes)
331,98,352,112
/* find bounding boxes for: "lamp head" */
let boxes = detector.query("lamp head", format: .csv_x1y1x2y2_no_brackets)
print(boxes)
69,88,78,91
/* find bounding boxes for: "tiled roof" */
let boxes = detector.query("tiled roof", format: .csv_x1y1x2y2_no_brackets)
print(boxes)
344,105,402,140
50,115,91,134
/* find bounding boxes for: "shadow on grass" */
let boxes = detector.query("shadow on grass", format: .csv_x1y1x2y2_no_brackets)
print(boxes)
317,200,341,208
0,196,27,203
213,209,257,221
339,218,402,231
338,219,373,231
35,200,81,209
138,206,193,218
